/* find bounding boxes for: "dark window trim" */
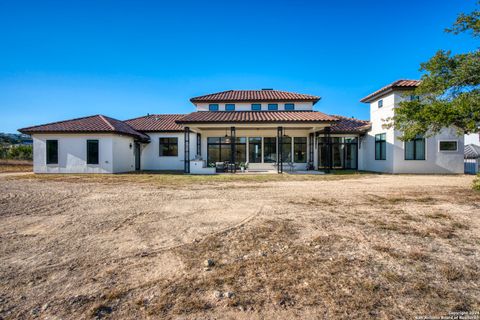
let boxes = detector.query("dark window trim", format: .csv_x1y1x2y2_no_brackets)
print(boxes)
86,139,99,165
293,137,307,163
375,133,386,160
251,103,261,111
404,135,425,160
378,99,383,108
284,103,295,111
159,137,178,157
225,103,235,111
208,104,219,111
267,104,278,111
438,140,458,152
46,140,58,164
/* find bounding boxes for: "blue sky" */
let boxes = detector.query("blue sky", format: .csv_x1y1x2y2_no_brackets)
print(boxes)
0,0,478,133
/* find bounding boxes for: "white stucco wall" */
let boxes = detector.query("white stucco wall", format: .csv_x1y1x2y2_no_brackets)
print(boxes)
32,133,136,173
194,101,314,112
112,135,136,173
141,132,196,171
360,92,464,174
465,133,479,146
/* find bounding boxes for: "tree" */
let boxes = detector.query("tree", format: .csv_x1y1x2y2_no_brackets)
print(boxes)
388,2,480,140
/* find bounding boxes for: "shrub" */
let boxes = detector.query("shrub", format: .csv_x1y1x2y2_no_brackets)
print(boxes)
474,174,480,191
0,145,33,160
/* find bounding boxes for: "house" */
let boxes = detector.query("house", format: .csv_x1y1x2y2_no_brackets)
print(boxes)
19,80,465,174
464,144,480,174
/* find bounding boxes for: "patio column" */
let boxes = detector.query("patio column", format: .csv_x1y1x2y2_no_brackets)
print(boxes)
196,133,201,157
230,126,236,173
277,126,283,173
324,127,331,173
184,127,190,173
309,132,314,169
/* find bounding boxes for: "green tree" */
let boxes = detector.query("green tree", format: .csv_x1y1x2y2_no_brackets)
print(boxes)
388,2,480,140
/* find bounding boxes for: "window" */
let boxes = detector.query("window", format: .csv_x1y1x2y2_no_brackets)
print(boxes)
159,137,178,156
86,140,99,164
248,137,262,163
207,137,231,164
225,104,235,111
284,103,295,111
317,137,358,169
251,103,261,111
439,141,458,152
209,104,219,111
235,137,247,164
405,135,425,160
378,99,383,108
375,133,386,160
410,95,420,101
46,140,58,164
281,136,292,162
267,104,278,111
263,137,277,163
294,137,307,163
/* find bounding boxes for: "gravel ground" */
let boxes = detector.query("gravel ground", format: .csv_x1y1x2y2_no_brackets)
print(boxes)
0,173,478,319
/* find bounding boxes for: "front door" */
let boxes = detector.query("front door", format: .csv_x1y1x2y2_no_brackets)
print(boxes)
134,143,141,171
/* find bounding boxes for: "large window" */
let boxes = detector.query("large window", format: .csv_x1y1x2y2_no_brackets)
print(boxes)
405,135,425,160
264,137,277,163
207,137,230,164
225,104,235,111
294,137,307,163
86,140,99,164
318,137,358,169
281,136,292,162
267,104,278,111
209,104,219,111
159,137,178,156
375,133,386,160
284,103,295,111
251,103,261,111
46,140,58,164
235,137,247,164
439,141,458,152
248,137,262,163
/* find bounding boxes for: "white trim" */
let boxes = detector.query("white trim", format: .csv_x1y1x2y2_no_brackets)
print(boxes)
438,140,458,152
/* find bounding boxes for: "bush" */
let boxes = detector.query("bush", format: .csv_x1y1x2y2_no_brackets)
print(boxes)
474,174,480,191
0,145,33,160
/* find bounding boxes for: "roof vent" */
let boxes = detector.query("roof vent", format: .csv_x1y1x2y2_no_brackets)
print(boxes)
261,88,273,90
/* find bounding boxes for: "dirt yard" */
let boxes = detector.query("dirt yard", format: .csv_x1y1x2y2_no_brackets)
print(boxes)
0,173,479,319
0,160,32,173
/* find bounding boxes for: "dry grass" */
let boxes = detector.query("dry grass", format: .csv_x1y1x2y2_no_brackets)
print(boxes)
0,174,479,319
0,160,32,173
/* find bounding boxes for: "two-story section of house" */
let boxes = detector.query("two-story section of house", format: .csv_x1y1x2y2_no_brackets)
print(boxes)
19,84,464,174
359,80,464,174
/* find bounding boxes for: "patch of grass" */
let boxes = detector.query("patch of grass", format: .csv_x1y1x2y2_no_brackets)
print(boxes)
8,171,371,186
0,160,32,173
473,174,480,191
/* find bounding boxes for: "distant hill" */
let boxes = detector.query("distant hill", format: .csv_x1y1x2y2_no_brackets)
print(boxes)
0,133,32,146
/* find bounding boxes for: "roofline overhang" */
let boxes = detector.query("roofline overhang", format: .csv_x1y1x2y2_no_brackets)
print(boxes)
18,130,150,142
360,87,417,103
189,98,322,105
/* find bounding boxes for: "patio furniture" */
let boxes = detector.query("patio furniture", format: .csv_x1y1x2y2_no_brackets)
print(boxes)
215,162,225,173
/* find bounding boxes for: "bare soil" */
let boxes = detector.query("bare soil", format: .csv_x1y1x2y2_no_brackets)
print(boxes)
0,173,479,319
0,160,32,173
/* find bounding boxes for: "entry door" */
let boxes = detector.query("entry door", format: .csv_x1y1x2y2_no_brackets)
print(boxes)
134,143,141,171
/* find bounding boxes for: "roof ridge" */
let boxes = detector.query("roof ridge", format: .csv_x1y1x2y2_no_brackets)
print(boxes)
124,113,186,122
98,115,116,131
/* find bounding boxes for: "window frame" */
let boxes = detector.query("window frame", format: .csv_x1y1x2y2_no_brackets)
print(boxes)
378,99,383,108
86,139,99,165
267,104,278,111
251,103,261,111
438,140,458,152
159,137,179,157
208,104,219,111
404,135,426,161
284,103,295,111
293,137,307,163
225,103,235,111
46,139,58,165
375,133,386,160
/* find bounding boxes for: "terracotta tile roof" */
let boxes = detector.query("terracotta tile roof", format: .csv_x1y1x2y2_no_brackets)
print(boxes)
125,114,185,132
360,79,421,103
18,115,150,141
465,144,480,159
328,115,371,133
190,90,321,104
176,111,337,124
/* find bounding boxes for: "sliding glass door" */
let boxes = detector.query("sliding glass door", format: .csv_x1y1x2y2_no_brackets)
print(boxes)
318,137,358,170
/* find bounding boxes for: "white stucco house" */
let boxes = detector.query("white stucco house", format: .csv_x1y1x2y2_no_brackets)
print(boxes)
19,80,465,174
